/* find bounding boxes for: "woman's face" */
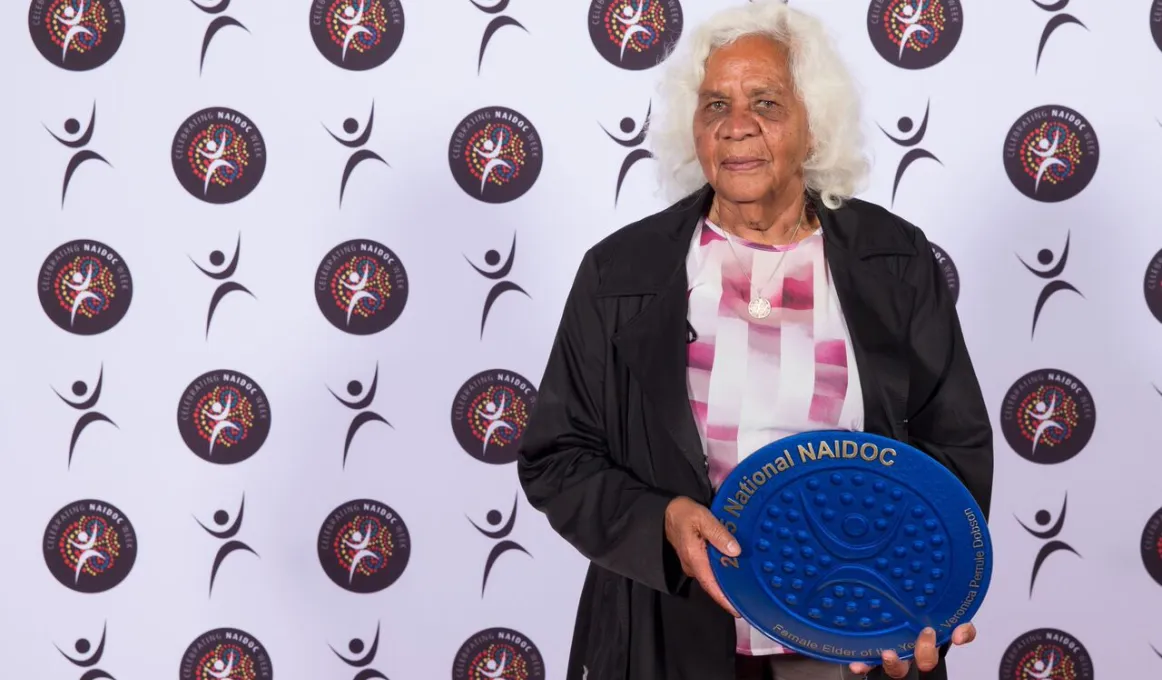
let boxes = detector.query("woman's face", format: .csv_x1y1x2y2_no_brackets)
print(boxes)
693,35,811,204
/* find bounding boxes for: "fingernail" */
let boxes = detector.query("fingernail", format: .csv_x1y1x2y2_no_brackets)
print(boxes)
728,541,740,555
923,627,935,635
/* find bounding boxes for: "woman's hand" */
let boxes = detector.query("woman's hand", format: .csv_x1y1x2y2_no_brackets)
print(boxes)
847,624,977,678
663,496,741,617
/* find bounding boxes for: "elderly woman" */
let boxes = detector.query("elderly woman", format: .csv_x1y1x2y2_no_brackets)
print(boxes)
517,2,992,679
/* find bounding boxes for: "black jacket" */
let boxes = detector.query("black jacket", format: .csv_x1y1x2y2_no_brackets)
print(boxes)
517,186,994,680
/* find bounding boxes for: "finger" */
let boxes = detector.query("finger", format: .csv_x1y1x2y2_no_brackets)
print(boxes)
688,550,739,616
952,622,977,645
686,545,740,617
914,628,940,672
848,662,872,676
695,508,740,557
880,650,910,679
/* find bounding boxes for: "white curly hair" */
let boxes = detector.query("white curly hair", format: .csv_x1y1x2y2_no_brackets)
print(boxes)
649,0,870,209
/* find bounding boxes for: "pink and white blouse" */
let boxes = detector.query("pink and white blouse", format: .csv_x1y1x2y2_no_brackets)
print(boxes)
685,218,865,656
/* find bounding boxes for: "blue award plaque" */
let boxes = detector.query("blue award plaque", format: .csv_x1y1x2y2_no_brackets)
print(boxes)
707,431,992,664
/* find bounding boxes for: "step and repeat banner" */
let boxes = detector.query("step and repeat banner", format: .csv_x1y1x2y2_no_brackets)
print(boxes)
2,0,1161,678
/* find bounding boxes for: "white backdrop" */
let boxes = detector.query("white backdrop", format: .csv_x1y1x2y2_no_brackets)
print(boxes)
2,0,1162,678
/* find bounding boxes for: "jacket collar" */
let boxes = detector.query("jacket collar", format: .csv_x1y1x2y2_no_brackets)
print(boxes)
597,184,916,296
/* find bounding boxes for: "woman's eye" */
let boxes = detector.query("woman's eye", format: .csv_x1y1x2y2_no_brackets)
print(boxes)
756,100,776,109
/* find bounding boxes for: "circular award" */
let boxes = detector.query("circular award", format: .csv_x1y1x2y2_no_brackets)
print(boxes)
708,431,992,664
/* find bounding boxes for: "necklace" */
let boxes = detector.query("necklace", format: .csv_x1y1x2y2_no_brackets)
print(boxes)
716,206,805,319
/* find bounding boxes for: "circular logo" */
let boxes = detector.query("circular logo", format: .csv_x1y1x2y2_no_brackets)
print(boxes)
1003,105,1099,203
310,0,404,71
449,107,544,204
998,628,1094,680
1143,506,1162,587
172,107,268,204
451,369,538,465
43,499,137,593
587,0,683,71
179,627,274,680
867,0,962,69
177,370,272,465
930,242,959,304
1145,248,1162,324
318,499,411,593
1152,1,1162,53
38,239,133,335
1000,369,1095,465
315,239,409,334
452,628,546,680
29,0,125,71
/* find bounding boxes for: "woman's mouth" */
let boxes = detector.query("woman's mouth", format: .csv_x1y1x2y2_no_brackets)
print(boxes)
721,157,766,171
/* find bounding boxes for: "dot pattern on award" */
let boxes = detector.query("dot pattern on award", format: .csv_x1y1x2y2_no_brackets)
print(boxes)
757,472,949,632
709,432,990,662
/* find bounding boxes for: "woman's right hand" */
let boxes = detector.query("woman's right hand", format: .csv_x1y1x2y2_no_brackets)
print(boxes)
663,496,741,617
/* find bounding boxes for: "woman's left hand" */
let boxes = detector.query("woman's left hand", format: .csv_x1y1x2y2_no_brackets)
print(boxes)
847,623,976,678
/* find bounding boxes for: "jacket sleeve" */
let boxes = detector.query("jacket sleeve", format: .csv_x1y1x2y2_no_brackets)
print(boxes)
517,249,686,595
902,226,995,520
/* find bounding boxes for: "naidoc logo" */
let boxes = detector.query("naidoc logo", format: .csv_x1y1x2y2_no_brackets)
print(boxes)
317,499,411,593
29,0,125,71
172,107,267,204
451,369,537,465
867,0,962,70
1001,369,1095,465
450,107,543,203
310,0,404,71
179,628,273,680
1003,105,1099,203
998,628,1094,680
177,370,272,465
1152,1,1162,54
1141,505,1162,587
38,240,132,335
929,241,959,304
315,239,409,335
1145,247,1162,324
43,499,137,593
453,628,545,680
588,0,683,71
